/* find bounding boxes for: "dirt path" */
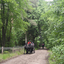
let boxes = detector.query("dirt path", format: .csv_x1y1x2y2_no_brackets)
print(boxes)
1,50,49,64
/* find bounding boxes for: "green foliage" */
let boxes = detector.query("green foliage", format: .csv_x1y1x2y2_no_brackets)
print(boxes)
38,0,64,49
49,45,64,64
3,51,9,54
0,49,24,61
35,36,40,48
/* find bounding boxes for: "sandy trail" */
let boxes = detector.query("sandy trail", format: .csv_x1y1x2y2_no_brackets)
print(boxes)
1,50,49,64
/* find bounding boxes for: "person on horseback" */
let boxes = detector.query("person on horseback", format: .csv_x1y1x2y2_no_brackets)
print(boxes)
42,43,44,49
31,42,34,46
27,40,31,46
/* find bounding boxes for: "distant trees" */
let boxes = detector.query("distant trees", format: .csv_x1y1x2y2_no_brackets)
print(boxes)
29,0,64,48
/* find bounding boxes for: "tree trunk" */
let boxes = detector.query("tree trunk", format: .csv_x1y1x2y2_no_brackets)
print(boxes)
8,24,12,46
1,0,6,46
25,32,27,44
0,30,2,46
38,21,42,44
6,3,9,29
33,36,35,42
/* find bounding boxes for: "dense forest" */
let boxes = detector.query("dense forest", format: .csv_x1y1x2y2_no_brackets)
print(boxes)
0,0,64,63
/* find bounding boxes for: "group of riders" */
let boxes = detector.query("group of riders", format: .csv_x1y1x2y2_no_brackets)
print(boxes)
24,40,35,54
24,40,45,54
27,40,34,46
26,40,44,49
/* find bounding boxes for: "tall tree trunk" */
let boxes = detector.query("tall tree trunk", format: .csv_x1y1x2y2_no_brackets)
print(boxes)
6,3,9,29
0,30,2,46
38,21,42,45
2,27,6,46
8,22,12,47
6,3,10,47
25,32,27,44
1,0,6,46
33,36,35,42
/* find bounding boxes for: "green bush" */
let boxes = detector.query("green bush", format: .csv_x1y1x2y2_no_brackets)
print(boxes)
49,45,64,64
3,51,9,54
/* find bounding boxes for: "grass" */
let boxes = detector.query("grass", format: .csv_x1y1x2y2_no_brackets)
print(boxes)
48,50,55,64
0,49,24,62
35,47,39,50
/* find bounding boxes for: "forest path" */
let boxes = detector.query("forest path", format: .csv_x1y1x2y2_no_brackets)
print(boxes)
1,49,49,64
